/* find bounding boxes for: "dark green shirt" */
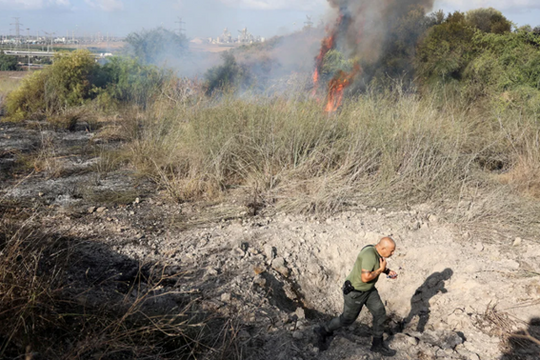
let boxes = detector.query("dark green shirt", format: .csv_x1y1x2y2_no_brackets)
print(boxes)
345,245,382,291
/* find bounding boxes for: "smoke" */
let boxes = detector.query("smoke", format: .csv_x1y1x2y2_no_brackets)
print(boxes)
325,0,435,63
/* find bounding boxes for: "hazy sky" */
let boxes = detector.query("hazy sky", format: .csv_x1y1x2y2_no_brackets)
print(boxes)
0,0,539,39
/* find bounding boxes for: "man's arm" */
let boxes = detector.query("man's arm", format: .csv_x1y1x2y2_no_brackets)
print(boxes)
361,257,387,282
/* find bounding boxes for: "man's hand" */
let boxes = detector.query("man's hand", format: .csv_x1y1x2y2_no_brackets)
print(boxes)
379,257,387,273
387,270,398,279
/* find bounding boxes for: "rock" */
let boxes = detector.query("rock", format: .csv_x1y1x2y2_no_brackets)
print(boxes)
87,206,96,214
292,331,303,340
96,206,107,213
455,345,481,360
134,197,140,204
253,265,265,275
513,237,522,246
264,244,276,260
220,293,231,302
253,275,267,287
272,257,290,277
295,307,306,320
232,247,245,257
474,242,484,252
394,333,419,346
443,332,464,349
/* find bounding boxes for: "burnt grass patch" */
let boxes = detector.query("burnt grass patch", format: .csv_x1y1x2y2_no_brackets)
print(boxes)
0,206,251,360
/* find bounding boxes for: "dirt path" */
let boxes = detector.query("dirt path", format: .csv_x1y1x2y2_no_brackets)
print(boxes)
1,121,539,359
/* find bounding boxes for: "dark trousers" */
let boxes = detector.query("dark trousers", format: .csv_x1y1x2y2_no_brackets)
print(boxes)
325,288,386,337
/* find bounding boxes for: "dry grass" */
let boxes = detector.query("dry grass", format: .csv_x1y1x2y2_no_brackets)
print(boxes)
0,71,26,113
0,202,247,359
120,85,540,232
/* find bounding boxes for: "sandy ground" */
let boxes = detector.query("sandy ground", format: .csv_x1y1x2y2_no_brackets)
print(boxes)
1,120,539,359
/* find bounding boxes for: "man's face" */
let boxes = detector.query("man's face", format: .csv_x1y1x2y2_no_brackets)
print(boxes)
381,244,396,258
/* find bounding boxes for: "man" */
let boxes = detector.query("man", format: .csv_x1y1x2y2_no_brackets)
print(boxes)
315,237,398,356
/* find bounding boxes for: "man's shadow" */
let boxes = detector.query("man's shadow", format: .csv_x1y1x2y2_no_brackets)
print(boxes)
402,268,453,333
500,317,540,360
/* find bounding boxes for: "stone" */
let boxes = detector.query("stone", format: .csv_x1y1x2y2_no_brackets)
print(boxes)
513,237,522,246
232,248,245,257
474,242,484,252
264,244,276,260
272,257,290,277
220,293,231,302
240,242,249,252
295,307,306,320
253,265,265,275
96,207,107,213
292,331,303,340
87,206,96,214
253,275,267,287
443,332,464,349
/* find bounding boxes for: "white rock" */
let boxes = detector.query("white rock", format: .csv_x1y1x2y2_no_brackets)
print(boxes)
513,237,522,246
264,244,276,260
272,257,290,277
220,293,231,302
295,307,306,320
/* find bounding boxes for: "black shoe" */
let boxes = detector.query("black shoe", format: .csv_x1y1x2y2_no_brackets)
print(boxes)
313,326,333,351
370,336,396,357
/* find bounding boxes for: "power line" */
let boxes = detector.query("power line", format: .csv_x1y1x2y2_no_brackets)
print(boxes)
10,17,23,46
175,17,186,37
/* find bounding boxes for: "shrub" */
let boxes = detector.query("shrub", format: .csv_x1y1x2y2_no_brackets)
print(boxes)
5,70,48,121
0,51,20,71
101,57,165,108
204,53,252,95
4,51,165,121
5,50,99,121
465,8,512,34
416,11,476,82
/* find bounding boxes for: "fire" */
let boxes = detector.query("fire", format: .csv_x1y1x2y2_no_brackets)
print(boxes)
312,12,361,113
324,65,361,113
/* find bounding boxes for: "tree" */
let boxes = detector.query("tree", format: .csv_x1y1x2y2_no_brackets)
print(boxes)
0,51,20,71
465,8,512,34
416,11,476,82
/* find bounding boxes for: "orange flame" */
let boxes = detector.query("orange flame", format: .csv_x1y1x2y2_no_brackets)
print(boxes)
325,65,361,113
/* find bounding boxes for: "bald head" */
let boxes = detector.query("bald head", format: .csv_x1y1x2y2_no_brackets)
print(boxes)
376,237,396,258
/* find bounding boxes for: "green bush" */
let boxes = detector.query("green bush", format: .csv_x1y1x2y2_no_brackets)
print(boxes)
465,8,512,34
204,53,252,95
5,50,99,121
416,12,476,82
5,70,48,121
0,51,20,71
4,50,165,121
101,57,165,107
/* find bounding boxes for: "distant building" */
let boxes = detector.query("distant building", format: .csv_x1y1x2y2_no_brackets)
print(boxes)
208,27,264,45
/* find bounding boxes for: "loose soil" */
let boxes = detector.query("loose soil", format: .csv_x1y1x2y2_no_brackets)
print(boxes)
1,120,539,360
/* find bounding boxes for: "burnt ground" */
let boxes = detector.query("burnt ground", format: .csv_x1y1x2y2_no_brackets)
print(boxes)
1,120,540,360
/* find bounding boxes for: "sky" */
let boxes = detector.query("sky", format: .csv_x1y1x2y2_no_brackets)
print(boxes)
0,0,539,39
